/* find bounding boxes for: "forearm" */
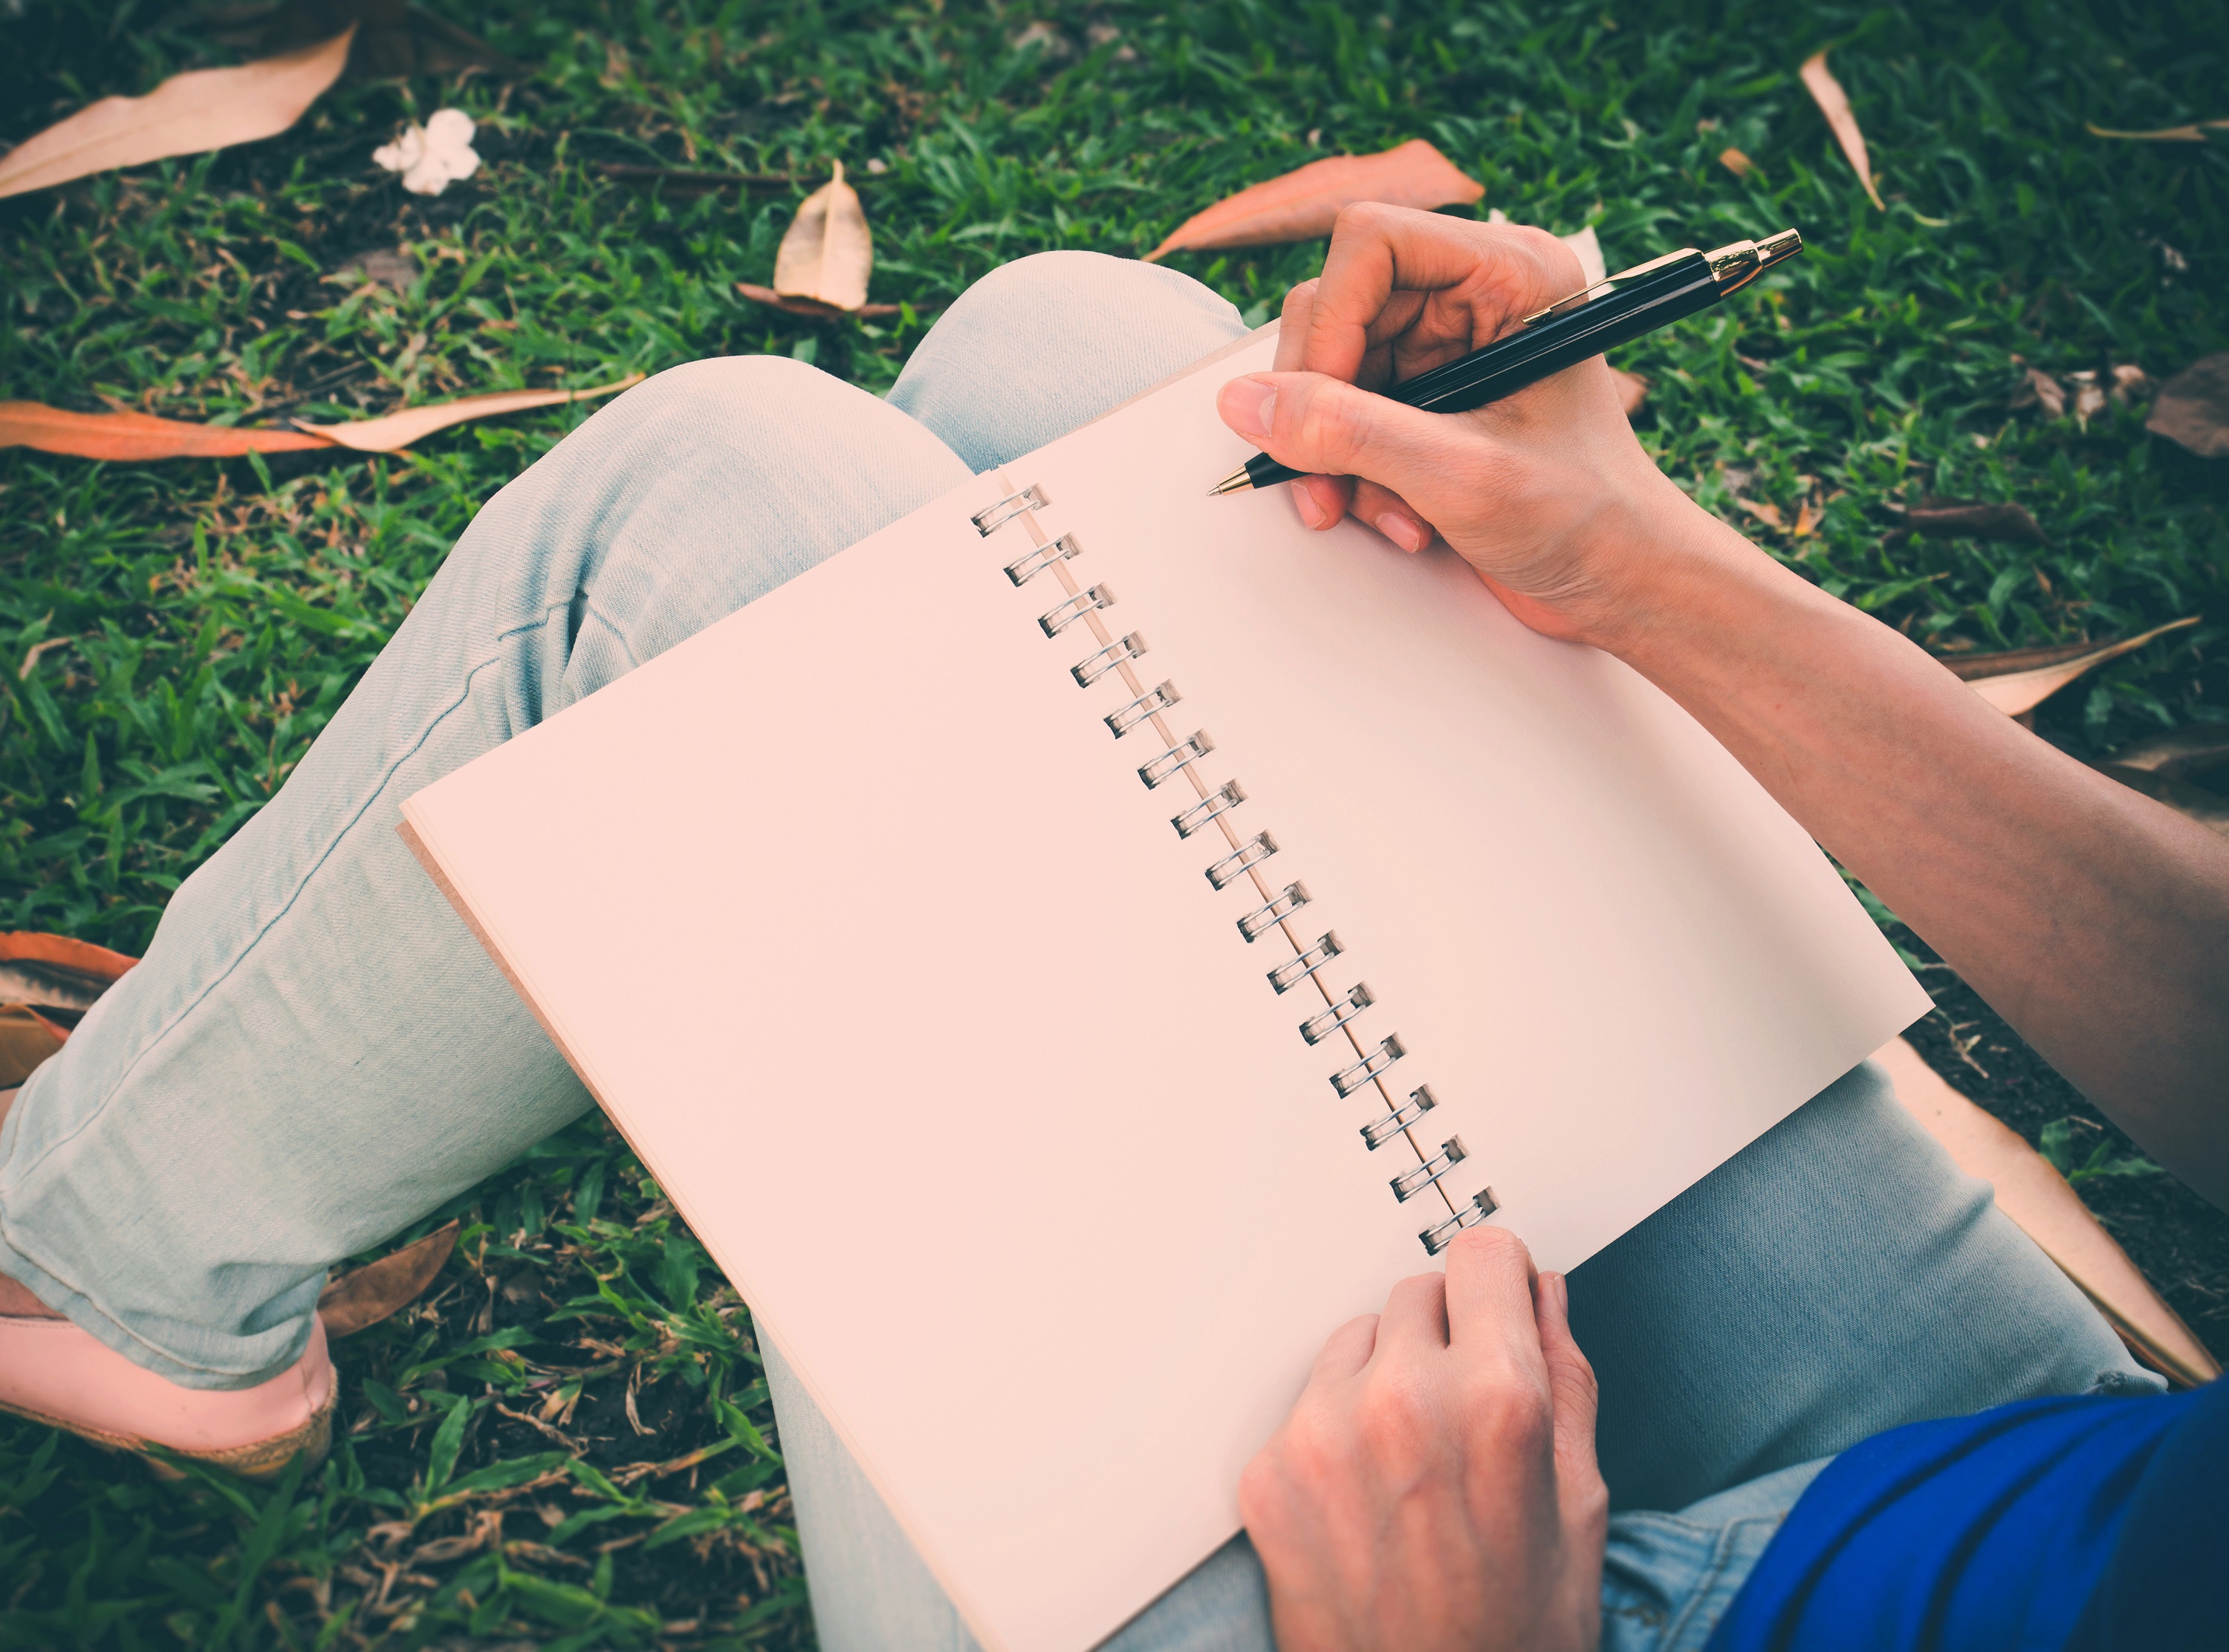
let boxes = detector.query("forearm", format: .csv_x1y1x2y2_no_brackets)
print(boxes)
1592,494,2229,1204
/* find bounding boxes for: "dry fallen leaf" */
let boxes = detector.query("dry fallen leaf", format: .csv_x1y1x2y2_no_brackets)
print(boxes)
2084,118,2229,143
0,27,354,201
1799,48,1885,211
1611,368,1649,417
2109,363,2151,403
1907,498,2048,544
0,1007,70,1091
1940,616,2200,716
1733,496,1784,530
293,375,645,451
2144,352,2229,458
772,161,873,312
1875,1038,2219,1388
0,930,137,1087
318,1220,461,1337
1145,140,1485,262
2106,724,2229,782
0,403,331,459
2010,365,2067,419
736,282,904,321
1,376,642,461
1718,146,1753,178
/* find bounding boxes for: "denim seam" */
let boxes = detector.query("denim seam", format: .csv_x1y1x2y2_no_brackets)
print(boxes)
0,602,574,1376
1659,1514,1781,1651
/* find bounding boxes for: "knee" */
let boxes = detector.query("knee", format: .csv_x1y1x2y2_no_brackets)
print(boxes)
574,355,860,469
942,250,1243,338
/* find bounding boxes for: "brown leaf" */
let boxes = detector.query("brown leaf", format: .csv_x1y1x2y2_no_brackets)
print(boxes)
772,161,873,311
1717,146,1753,178
318,1220,460,1337
1798,49,1885,211
0,402,332,459
1144,139,1484,262
1,376,641,461
2009,366,2066,419
0,1005,71,1090
0,27,354,200
0,931,138,1018
735,282,904,321
2093,764,2229,838
295,374,643,452
1875,1038,2219,1388
2144,352,2229,458
2106,724,2229,782
1792,498,1820,539
1940,616,2200,716
233,0,524,81
2109,363,2151,404
1907,498,2049,544
1733,496,1784,529
1611,368,1648,417
2084,118,2229,143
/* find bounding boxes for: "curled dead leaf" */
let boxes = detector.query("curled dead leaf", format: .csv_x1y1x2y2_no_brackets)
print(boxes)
2144,352,2229,458
0,1007,71,1090
736,282,905,321
1875,1038,2219,1387
1718,146,1754,178
1939,616,2200,716
318,1220,461,1337
773,162,873,312
2109,364,2151,404
1733,496,1785,530
2,377,641,461
2107,724,2229,782
1146,140,1484,262
295,375,643,452
1799,49,1885,211
0,931,137,1017
0,27,354,200
2084,118,2229,143
1907,498,2048,544
2009,366,2067,420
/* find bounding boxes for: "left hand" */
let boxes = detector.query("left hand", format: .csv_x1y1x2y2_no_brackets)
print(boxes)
1239,1226,1607,1652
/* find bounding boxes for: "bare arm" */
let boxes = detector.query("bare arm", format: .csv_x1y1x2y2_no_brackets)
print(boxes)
1220,205,2229,1206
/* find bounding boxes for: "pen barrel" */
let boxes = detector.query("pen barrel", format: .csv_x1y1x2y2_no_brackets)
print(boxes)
1236,251,1720,492
1392,251,1718,414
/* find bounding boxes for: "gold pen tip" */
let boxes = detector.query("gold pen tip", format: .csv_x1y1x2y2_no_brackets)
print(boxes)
1209,466,1253,496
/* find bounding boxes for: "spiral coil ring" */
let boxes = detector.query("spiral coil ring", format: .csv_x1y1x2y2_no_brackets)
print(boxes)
1004,533,1081,587
1331,1035,1406,1099
1300,983,1375,1046
1205,831,1278,891
975,484,1048,536
1392,1136,1468,1203
1072,632,1147,687
1361,1084,1437,1149
1138,732,1216,790
1106,681,1181,738
1238,882,1310,943
1421,1189,1500,1255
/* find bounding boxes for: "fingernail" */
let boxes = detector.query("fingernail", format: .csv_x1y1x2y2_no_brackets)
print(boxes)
1291,481,1328,528
1219,376,1276,443
1544,1272,1569,1313
1375,512,1427,553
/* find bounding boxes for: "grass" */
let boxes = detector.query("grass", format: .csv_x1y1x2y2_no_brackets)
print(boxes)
2,0,2226,1643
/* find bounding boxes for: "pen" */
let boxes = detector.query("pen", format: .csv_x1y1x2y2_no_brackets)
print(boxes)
1209,228,1804,496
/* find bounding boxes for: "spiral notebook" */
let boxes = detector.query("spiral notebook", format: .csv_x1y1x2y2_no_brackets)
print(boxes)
400,328,1927,1652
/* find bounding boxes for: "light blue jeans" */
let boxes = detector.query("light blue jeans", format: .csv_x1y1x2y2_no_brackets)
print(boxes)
0,253,2149,1650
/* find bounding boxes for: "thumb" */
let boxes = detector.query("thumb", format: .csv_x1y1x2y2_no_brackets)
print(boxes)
1533,1272,1606,1527
1217,371,1463,492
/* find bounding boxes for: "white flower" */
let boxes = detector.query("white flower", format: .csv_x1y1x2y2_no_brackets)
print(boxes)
374,108,481,197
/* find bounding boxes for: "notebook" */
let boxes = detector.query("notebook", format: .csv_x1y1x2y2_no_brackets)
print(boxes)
400,327,1928,1652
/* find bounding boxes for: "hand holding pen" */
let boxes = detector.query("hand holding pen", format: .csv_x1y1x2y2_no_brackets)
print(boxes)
1210,206,1800,647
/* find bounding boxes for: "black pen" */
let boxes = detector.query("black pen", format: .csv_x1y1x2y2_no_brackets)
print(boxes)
1209,228,1803,495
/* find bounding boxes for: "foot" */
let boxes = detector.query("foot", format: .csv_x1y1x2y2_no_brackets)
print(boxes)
0,1301,336,1481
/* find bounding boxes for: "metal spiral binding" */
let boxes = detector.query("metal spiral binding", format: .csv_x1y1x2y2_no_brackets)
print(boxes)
1238,883,1310,942
1072,633,1146,687
975,484,1048,536
1268,933,1343,993
1138,732,1215,789
1331,1035,1406,1099
1004,533,1081,586
1106,681,1181,737
983,477,1493,1256
1421,1190,1499,1255
1392,1137,1467,1202
1361,1084,1436,1149
1206,832,1278,891
1040,584,1116,637
1300,983,1375,1045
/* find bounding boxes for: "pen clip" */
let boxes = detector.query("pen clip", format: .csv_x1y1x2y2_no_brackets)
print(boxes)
1515,247,1701,328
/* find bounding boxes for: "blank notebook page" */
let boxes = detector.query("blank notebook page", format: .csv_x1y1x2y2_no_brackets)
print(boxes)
403,330,1927,1652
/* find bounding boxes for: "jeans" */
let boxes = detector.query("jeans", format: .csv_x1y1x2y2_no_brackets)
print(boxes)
0,251,2149,1649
